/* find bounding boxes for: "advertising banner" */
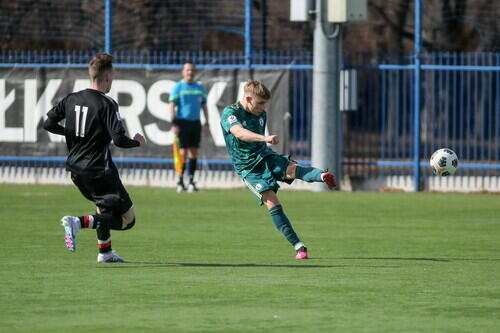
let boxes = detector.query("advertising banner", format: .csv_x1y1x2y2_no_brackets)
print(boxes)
0,67,290,159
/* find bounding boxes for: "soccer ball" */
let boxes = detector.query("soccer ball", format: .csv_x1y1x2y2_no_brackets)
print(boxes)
430,148,458,176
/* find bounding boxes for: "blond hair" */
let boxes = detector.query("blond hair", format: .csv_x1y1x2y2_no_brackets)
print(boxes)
244,80,271,100
89,53,114,83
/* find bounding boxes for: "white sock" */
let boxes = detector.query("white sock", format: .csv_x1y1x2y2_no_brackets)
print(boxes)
294,242,305,250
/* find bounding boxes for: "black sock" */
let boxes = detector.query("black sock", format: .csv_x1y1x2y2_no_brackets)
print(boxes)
188,158,197,183
97,231,112,253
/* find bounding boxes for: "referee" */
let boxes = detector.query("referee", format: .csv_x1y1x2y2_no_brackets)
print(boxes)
169,62,209,192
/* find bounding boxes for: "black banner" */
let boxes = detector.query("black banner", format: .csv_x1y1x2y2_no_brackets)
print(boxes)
0,68,290,159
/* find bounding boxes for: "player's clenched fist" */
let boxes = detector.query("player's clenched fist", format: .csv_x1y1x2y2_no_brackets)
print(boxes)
133,133,147,145
265,135,279,145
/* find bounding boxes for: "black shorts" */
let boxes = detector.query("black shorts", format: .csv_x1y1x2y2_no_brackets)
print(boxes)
174,118,201,149
70,171,133,215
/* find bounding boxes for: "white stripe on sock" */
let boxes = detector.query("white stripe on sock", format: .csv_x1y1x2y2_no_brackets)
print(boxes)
294,242,305,250
97,237,111,245
88,215,95,229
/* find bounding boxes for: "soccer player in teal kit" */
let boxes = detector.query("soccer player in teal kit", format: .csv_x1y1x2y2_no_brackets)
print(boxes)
220,80,336,259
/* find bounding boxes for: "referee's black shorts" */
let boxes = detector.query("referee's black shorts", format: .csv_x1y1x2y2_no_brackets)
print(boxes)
70,170,133,215
174,118,202,149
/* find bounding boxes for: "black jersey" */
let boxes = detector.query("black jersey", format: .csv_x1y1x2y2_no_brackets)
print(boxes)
45,89,139,175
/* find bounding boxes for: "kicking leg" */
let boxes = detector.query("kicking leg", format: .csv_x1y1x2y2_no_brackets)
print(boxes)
286,162,337,190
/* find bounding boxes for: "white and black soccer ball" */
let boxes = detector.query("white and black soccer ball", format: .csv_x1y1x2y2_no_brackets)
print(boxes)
430,148,458,176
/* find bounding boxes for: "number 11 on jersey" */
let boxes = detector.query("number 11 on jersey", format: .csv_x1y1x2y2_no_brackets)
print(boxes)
74,105,88,137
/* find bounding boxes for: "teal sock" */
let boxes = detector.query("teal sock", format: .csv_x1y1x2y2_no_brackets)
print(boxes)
269,205,300,246
295,166,323,182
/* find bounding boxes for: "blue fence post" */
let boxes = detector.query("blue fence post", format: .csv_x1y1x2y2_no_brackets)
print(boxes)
413,0,422,191
105,0,112,54
245,0,252,67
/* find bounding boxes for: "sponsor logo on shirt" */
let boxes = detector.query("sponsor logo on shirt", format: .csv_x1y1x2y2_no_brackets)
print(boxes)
228,115,238,124
255,184,263,190
259,118,264,127
116,112,122,121
242,121,247,127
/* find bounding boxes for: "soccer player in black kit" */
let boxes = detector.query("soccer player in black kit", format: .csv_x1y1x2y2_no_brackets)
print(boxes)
43,53,146,263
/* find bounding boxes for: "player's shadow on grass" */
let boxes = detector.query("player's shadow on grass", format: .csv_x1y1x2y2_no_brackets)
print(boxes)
98,261,401,269
100,262,343,268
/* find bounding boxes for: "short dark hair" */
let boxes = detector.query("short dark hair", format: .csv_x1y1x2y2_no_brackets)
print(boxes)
89,53,114,83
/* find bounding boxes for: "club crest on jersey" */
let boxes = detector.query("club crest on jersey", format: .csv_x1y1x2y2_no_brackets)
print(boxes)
259,118,264,127
228,115,238,124
255,184,263,190
242,121,247,127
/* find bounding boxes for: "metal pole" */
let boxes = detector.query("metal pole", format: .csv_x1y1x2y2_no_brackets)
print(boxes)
413,0,422,191
245,0,253,67
105,0,112,54
311,0,342,191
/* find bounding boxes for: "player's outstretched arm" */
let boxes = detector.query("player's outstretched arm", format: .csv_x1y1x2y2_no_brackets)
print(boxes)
112,132,145,148
230,124,279,144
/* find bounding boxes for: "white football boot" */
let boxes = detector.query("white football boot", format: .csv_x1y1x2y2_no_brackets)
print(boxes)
60,216,81,252
176,181,186,193
187,182,199,193
97,251,126,263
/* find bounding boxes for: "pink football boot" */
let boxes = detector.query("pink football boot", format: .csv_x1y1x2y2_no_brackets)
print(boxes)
321,172,337,190
295,246,308,259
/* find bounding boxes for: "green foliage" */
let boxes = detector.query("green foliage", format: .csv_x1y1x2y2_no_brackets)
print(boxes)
1,184,499,332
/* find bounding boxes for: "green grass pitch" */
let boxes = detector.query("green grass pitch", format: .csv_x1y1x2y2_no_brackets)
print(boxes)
1,184,499,332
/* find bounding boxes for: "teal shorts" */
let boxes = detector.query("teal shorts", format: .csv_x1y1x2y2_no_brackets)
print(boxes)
242,154,294,205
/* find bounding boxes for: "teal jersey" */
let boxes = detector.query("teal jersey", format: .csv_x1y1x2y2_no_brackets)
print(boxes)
220,102,274,177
